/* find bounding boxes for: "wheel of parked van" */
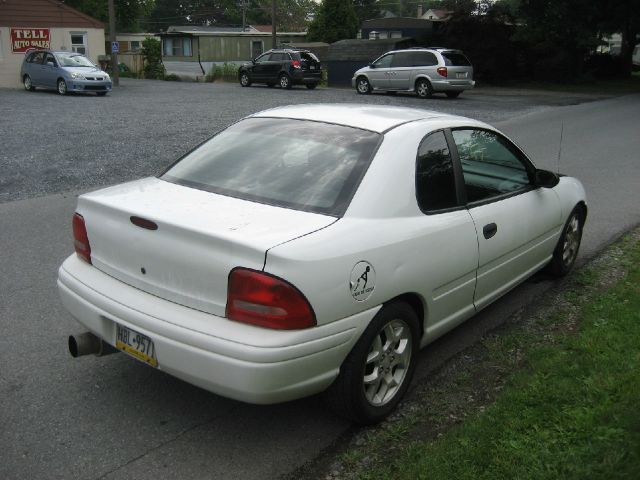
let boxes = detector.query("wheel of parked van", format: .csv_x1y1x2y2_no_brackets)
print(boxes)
306,83,317,90
239,72,251,87
415,79,432,99
324,302,419,424
356,76,372,94
279,74,292,89
23,75,35,91
446,91,462,98
57,79,67,95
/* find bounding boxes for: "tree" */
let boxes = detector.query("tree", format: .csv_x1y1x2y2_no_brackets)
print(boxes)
307,0,359,43
353,0,380,23
597,0,640,75
144,0,314,32
141,37,164,79
63,0,154,32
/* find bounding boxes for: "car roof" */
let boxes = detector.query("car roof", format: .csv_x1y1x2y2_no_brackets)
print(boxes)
250,104,470,134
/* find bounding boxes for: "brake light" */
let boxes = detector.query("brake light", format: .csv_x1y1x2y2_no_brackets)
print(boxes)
226,268,316,330
437,67,448,77
291,60,301,69
72,213,92,264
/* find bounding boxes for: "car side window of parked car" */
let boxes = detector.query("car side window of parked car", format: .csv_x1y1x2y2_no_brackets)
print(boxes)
416,131,459,212
411,51,438,67
452,129,532,203
255,53,271,62
270,53,287,61
28,51,45,64
372,54,393,68
43,53,56,66
390,52,413,68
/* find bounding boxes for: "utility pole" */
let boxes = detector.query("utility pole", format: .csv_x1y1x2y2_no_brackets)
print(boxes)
271,0,276,48
108,0,119,86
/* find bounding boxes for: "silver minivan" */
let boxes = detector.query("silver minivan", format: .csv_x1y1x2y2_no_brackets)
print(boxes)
352,48,475,98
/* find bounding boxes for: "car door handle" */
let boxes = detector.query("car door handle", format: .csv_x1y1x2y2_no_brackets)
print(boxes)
483,223,498,239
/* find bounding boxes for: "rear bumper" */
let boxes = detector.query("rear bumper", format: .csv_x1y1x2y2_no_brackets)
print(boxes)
291,69,322,85
430,79,475,91
57,255,376,404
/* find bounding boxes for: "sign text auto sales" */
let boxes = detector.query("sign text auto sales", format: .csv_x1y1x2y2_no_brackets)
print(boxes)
11,28,51,53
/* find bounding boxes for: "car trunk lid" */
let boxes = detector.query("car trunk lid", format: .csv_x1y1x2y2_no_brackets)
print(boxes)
77,177,337,317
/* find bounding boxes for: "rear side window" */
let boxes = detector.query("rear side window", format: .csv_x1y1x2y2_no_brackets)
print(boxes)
270,53,287,61
391,52,413,67
442,52,471,66
416,131,458,212
162,118,381,216
411,51,438,67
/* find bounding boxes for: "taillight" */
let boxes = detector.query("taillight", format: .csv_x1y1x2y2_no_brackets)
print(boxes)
291,60,301,69
72,213,91,264
437,67,448,77
226,268,316,330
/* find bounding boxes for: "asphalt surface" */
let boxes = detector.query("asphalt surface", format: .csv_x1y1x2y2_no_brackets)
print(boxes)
0,78,607,204
0,81,638,480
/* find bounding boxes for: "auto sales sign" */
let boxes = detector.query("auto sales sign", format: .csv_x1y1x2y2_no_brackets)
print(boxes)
11,28,51,53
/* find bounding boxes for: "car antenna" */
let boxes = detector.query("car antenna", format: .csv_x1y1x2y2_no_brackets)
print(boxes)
556,122,564,175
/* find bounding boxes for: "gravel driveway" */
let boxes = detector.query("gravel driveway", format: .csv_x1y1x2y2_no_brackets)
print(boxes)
0,79,604,204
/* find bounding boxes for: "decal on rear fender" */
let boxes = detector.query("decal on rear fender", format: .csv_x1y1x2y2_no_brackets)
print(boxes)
350,261,376,301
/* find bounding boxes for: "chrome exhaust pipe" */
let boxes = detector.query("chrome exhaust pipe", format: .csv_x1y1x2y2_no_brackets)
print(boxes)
68,332,118,357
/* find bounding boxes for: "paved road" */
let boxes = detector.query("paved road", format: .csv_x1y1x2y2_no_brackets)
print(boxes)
0,82,638,480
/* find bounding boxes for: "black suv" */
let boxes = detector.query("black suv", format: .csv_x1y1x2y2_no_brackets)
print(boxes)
238,48,322,90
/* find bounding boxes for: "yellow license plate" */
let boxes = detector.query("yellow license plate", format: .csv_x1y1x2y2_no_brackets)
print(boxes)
116,324,158,367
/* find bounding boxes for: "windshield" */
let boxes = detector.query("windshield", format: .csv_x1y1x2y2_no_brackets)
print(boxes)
56,53,95,67
162,118,381,216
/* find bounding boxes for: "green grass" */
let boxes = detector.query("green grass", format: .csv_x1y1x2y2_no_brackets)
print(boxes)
348,234,640,480
509,74,640,94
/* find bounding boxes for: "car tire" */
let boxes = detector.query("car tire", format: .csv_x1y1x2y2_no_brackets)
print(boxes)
57,79,67,95
239,72,251,87
356,76,372,95
446,91,462,98
324,302,419,425
546,206,585,276
279,74,292,89
415,79,432,99
305,83,317,90
23,75,35,91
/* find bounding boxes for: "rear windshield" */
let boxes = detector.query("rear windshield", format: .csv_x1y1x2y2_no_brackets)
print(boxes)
442,51,471,66
161,118,381,216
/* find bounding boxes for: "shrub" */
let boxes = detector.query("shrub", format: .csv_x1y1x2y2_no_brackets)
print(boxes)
142,37,165,80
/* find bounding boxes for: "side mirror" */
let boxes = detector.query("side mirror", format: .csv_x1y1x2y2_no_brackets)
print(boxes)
368,63,376,68
535,169,560,188
47,61,55,67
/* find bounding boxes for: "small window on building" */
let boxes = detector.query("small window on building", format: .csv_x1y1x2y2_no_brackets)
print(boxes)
390,31,402,39
251,40,263,58
163,37,192,57
130,40,141,51
70,33,87,55
416,131,458,212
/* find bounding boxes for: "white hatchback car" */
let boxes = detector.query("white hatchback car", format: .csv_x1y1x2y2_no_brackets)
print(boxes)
58,105,586,424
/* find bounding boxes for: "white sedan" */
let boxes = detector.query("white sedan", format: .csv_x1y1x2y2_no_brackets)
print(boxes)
58,104,586,424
